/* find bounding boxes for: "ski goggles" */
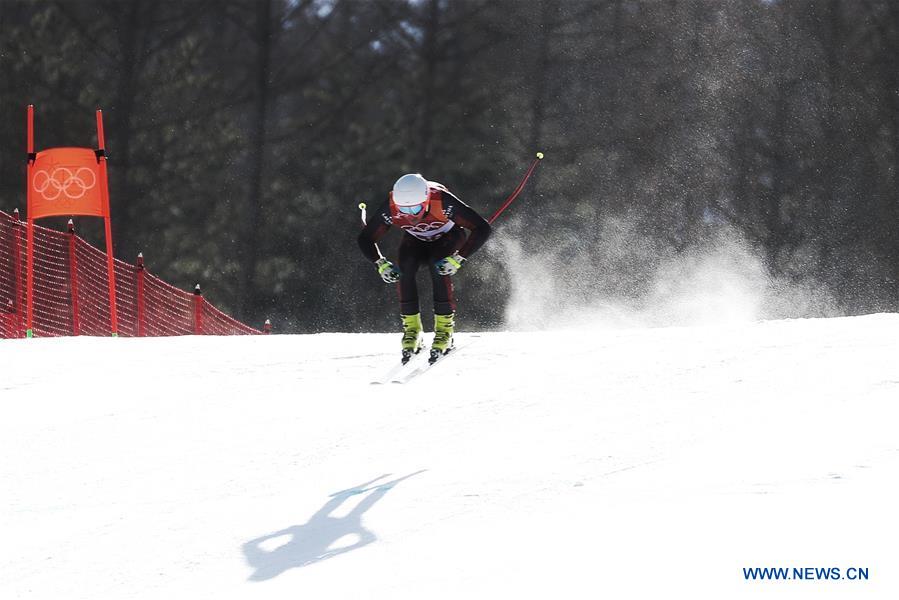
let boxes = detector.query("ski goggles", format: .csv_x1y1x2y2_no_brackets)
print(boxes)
397,203,425,215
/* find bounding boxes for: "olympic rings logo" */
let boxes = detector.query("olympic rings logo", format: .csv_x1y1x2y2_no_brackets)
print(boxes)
33,167,97,201
402,220,447,233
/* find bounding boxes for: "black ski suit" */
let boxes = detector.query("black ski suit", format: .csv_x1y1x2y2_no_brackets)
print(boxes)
357,188,491,316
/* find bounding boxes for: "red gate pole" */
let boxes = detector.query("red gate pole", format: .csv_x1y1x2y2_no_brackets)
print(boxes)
193,284,204,334
12,209,23,338
96,110,118,337
67,220,81,335
136,253,146,337
25,105,35,338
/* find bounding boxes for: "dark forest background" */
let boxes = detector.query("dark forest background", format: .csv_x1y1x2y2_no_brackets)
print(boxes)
1,0,897,333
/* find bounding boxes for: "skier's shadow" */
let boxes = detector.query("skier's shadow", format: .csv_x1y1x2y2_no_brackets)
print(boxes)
243,471,425,581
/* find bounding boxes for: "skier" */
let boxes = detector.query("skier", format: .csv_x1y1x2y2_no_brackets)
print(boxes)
358,173,492,364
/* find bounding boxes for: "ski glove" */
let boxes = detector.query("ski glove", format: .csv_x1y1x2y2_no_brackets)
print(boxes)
376,257,401,283
435,252,466,276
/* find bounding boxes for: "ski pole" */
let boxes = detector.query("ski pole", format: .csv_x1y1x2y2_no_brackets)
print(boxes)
358,202,368,226
487,151,544,225
359,202,385,259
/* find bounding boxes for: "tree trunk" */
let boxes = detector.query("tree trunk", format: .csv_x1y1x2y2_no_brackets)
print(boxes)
239,0,273,320
110,0,144,259
528,1,553,155
417,0,441,171
818,0,843,276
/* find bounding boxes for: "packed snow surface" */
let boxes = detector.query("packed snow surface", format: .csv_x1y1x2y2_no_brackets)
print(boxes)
2,314,898,599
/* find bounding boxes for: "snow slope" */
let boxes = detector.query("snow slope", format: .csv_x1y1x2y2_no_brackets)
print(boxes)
2,314,898,599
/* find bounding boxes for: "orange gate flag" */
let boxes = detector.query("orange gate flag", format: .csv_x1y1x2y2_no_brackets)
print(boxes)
29,148,107,219
26,105,118,338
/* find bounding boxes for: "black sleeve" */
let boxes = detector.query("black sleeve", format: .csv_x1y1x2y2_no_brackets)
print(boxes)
357,200,392,262
443,192,492,258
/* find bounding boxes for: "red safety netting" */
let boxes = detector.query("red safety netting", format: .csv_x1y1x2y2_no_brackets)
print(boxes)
0,211,25,338
0,209,262,338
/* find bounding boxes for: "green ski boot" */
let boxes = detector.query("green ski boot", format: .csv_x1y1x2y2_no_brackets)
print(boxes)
401,313,424,364
430,313,455,364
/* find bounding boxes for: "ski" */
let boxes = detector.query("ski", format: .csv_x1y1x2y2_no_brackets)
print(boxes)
392,359,430,384
392,339,474,384
390,347,430,383
370,346,428,385
370,362,407,385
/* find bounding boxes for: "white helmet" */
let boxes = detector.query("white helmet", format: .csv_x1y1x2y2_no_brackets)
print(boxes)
392,173,429,211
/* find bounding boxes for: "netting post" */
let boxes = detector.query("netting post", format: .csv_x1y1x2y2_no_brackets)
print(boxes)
193,284,204,335
4,300,13,339
264,319,272,334
25,218,34,338
96,110,118,337
12,209,23,338
25,105,34,338
136,253,146,337
67,220,81,335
